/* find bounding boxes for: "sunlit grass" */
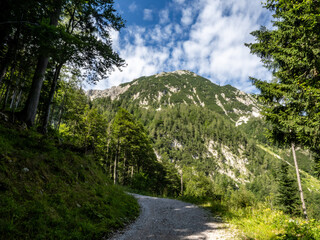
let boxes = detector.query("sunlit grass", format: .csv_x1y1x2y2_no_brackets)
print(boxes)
204,199,320,240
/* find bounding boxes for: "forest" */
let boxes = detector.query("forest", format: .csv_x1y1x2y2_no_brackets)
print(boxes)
1,0,320,239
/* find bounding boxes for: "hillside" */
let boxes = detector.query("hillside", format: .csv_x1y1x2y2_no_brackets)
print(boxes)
0,120,139,239
89,70,320,219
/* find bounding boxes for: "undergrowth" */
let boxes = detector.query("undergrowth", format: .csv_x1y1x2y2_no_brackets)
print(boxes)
174,190,320,240
204,198,320,240
0,122,139,239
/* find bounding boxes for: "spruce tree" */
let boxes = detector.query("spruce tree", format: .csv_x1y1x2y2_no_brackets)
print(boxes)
277,162,299,215
245,0,320,219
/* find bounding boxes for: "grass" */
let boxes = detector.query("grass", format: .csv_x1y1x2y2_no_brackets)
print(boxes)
173,190,320,240
199,198,320,240
0,122,139,239
228,207,320,240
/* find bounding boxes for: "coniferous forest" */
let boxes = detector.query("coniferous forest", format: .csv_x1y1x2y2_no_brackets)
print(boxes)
1,0,320,239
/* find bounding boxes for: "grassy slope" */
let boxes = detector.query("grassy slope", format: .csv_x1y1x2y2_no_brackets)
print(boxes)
0,121,139,239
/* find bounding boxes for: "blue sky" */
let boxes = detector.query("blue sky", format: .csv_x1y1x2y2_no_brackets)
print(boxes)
93,0,273,93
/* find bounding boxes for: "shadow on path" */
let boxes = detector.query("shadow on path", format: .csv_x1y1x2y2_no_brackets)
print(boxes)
110,194,234,240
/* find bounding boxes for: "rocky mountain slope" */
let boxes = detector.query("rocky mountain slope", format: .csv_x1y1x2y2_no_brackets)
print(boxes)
88,70,319,211
87,70,260,126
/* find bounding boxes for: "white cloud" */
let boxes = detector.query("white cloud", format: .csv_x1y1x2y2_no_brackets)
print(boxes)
92,0,272,93
173,0,185,4
181,8,193,26
129,2,137,12
143,9,153,21
179,0,272,92
159,9,170,24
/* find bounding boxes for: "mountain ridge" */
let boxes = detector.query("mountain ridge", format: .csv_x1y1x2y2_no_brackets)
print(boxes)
87,70,261,126
89,70,320,219
89,70,266,185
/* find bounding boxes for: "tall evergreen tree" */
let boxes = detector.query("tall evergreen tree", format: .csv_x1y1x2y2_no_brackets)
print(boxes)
245,0,320,219
277,162,299,215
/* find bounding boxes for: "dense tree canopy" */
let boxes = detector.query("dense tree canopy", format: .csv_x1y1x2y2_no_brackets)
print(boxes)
0,0,125,127
246,0,320,151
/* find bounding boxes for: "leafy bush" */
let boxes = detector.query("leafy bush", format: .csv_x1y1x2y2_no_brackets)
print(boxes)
183,168,214,199
229,186,256,209
277,219,320,240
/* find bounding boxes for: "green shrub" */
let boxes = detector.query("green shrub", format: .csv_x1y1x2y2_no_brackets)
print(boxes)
277,219,320,240
229,186,256,209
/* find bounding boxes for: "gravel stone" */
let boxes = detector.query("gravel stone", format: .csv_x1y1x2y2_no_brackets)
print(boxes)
110,194,237,240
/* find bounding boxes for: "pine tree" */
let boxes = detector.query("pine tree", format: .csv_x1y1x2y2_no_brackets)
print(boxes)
277,162,299,215
245,0,320,219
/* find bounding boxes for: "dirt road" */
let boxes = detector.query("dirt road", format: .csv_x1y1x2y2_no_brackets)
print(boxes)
110,194,236,240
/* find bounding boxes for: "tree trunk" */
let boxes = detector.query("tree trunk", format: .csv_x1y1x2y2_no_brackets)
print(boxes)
20,55,49,126
110,161,113,179
114,139,120,184
0,66,7,86
19,2,62,126
123,154,127,185
114,156,117,184
131,166,134,178
291,142,308,220
180,169,183,197
2,84,10,110
0,83,6,103
9,72,22,110
55,93,66,130
14,88,23,110
40,63,63,133
48,98,56,127
0,22,20,86
10,89,17,109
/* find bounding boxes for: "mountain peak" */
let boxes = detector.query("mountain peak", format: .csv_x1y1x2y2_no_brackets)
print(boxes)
87,70,261,125
155,70,197,78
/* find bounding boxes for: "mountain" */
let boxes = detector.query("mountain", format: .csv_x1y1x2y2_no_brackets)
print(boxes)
88,70,260,126
89,70,262,181
88,70,320,217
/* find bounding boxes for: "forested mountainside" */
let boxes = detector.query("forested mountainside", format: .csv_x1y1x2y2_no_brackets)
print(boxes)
89,70,320,219
1,68,320,239
88,70,260,125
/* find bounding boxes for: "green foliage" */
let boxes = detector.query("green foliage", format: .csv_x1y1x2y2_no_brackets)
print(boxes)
276,162,300,215
229,186,256,209
91,71,320,220
94,71,258,122
238,118,270,144
230,207,320,240
246,0,320,163
0,123,139,239
108,108,180,195
0,0,125,128
313,155,320,179
202,198,320,240
183,167,214,199
278,219,320,240
231,207,287,239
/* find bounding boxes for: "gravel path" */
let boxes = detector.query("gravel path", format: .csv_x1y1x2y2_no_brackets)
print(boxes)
110,194,236,240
